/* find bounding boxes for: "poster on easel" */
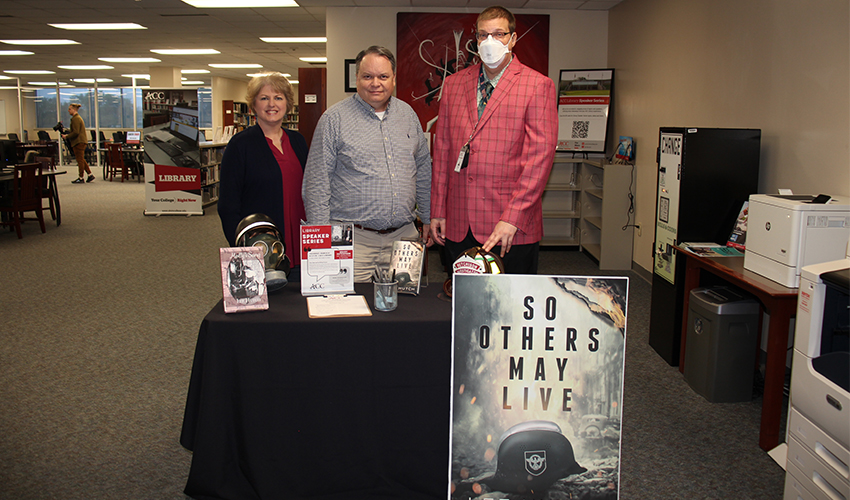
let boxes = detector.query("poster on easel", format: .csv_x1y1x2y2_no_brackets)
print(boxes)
556,69,614,154
450,274,628,499
142,88,203,216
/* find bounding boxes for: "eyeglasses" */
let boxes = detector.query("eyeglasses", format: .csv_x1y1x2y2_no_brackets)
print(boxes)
475,31,512,42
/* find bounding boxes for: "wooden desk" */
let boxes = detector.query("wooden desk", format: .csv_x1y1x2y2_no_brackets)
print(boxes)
676,248,798,451
0,168,66,226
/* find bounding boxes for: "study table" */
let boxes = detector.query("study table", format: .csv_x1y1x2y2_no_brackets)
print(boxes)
675,248,799,451
180,283,453,500
15,141,58,162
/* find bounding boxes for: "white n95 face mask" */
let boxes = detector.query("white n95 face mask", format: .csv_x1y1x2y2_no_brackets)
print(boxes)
478,34,511,68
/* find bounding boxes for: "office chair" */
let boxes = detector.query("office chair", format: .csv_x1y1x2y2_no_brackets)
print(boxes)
84,131,96,165
37,130,51,141
35,156,60,225
7,133,19,142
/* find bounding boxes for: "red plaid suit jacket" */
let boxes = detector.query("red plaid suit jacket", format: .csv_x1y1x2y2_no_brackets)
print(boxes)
431,57,558,246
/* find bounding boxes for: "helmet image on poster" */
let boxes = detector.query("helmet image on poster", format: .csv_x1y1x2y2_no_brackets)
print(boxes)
443,246,505,297
488,420,587,496
236,214,291,292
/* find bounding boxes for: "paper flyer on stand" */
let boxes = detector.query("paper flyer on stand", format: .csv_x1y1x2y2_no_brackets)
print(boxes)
300,223,354,296
450,274,628,499
556,69,613,153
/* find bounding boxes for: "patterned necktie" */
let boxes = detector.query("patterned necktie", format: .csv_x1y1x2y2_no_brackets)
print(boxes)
478,79,494,118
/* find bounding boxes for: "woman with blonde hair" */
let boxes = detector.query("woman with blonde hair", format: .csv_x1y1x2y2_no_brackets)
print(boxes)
218,72,308,279
62,103,94,183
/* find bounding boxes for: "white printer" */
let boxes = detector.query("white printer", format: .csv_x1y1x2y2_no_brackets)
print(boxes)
744,194,850,288
784,256,849,500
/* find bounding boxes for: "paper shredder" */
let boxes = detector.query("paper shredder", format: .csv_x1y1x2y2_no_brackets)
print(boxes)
684,286,760,403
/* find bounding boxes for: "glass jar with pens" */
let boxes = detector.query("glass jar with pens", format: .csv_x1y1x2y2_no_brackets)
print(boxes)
372,266,398,312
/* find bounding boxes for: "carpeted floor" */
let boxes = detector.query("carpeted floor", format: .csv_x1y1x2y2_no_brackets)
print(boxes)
0,165,786,499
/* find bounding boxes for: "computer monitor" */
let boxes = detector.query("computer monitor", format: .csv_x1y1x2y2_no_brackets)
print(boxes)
0,139,16,169
170,107,200,144
125,131,141,145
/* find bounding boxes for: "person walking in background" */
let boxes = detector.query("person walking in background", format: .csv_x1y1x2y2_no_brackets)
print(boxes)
217,72,308,279
63,103,94,184
302,45,432,282
430,5,558,274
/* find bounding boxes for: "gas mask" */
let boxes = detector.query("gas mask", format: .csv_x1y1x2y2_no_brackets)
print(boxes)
478,34,512,68
236,213,291,292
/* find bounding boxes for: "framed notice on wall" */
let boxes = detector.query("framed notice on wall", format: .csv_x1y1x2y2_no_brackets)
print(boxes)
556,69,614,154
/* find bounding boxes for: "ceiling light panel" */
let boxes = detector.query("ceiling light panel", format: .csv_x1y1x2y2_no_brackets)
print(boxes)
49,23,147,30
182,0,298,7
260,37,327,43
5,70,55,74
208,63,263,68
99,57,161,63
1,39,80,45
58,65,114,70
151,49,220,55
0,50,34,55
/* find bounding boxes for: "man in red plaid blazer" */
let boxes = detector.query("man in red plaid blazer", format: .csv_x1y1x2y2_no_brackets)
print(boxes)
430,5,558,274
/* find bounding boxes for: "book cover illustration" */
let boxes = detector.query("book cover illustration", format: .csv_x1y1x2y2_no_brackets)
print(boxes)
615,136,634,162
389,239,426,295
727,201,749,250
220,247,268,314
451,274,628,499
300,223,354,296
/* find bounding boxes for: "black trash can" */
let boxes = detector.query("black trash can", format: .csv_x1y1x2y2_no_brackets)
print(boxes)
684,286,760,402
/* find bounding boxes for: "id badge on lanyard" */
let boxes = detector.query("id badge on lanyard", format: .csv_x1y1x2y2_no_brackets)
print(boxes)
454,144,470,172
453,129,477,173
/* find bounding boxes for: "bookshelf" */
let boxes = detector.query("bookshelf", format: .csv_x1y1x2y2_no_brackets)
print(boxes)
222,101,252,133
283,105,299,131
199,142,225,207
541,155,635,270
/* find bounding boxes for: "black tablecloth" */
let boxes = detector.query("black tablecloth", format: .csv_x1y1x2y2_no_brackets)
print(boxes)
180,283,452,500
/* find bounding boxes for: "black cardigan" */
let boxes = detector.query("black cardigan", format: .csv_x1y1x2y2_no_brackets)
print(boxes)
217,125,308,246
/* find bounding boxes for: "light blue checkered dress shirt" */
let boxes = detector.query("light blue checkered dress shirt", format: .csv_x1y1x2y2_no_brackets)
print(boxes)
303,93,431,230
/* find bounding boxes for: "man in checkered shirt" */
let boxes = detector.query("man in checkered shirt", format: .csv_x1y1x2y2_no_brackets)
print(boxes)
303,46,432,283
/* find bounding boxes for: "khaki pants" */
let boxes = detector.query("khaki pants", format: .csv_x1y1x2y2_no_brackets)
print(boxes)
350,222,419,283
73,142,90,177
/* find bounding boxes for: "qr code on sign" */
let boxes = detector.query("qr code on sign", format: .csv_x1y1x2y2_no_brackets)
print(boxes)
571,120,589,139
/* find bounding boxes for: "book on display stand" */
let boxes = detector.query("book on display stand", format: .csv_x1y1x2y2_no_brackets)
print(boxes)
220,247,269,313
389,239,426,295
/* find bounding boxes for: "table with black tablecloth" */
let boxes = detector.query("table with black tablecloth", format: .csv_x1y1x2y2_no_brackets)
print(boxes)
180,283,452,500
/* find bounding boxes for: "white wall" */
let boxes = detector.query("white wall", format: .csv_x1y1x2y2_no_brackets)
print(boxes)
326,7,608,107
0,89,20,138
608,0,850,275
211,76,250,133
